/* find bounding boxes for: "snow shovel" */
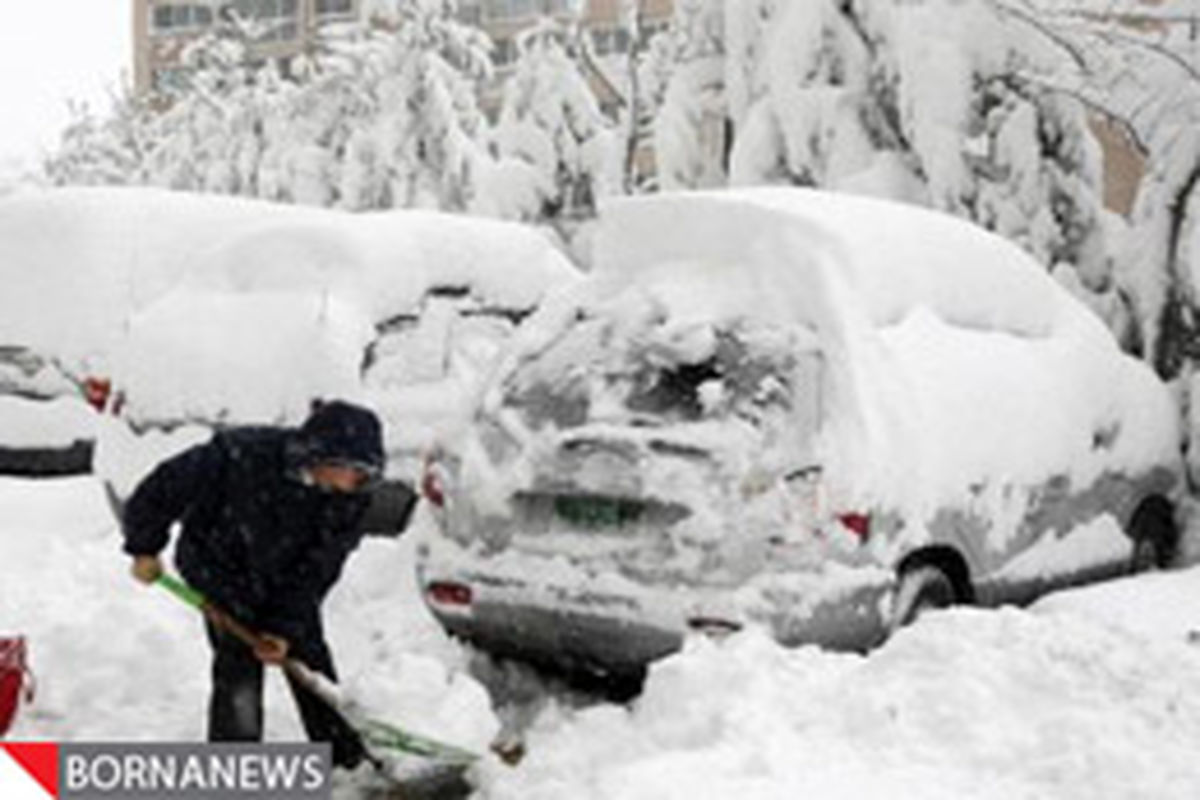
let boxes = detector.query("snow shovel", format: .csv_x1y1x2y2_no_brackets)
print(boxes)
153,573,480,793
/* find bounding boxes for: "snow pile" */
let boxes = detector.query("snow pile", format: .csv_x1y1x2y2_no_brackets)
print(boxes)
477,602,1200,800
1032,565,1200,644
5,473,1200,799
0,477,214,742
0,188,312,374
0,396,98,448
0,477,497,759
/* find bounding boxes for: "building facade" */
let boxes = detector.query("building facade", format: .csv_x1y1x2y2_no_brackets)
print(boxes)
458,0,673,68
132,0,360,95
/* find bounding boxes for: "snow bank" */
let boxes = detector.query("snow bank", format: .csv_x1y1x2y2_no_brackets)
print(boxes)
5,472,1200,800
1032,564,1200,644
0,396,97,448
0,476,497,760
477,602,1200,800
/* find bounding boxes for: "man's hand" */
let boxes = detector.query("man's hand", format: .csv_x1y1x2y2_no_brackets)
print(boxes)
131,555,163,585
253,634,290,665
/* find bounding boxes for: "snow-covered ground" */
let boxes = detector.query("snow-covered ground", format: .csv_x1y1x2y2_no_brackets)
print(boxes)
3,475,1200,799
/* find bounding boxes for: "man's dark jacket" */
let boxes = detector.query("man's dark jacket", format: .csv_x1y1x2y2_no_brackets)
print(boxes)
121,401,385,646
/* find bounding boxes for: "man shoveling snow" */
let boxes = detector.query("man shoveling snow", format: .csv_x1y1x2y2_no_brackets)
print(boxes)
119,399,384,769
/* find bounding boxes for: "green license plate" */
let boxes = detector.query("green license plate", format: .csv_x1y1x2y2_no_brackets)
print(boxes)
553,496,644,530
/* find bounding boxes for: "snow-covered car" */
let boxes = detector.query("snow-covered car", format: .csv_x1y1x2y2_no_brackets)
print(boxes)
0,395,98,477
70,190,580,519
0,346,102,476
418,188,1184,690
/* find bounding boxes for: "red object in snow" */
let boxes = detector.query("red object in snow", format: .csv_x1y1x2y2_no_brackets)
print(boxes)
84,377,112,413
0,637,34,738
837,512,872,542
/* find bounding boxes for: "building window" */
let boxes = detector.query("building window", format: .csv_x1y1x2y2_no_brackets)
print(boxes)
591,28,612,55
484,0,539,21
151,3,216,35
315,0,354,18
152,67,191,92
614,26,631,53
590,26,637,56
222,0,299,42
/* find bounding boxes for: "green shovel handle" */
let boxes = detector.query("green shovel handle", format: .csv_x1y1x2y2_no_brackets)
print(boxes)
156,573,208,610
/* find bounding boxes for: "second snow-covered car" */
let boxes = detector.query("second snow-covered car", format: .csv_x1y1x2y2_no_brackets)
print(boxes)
418,188,1183,690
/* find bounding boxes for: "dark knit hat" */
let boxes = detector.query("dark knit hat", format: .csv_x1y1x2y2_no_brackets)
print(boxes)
296,399,385,478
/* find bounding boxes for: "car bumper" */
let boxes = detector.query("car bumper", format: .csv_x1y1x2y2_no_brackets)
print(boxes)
418,537,894,680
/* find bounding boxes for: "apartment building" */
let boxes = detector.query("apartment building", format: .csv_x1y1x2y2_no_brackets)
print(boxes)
132,0,360,95
458,0,672,67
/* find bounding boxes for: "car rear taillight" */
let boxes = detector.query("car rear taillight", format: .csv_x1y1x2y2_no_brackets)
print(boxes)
837,512,871,541
83,377,111,413
421,459,446,508
687,616,744,638
427,581,473,607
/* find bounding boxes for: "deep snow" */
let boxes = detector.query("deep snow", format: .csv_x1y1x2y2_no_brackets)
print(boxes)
3,476,1200,799
0,187,577,394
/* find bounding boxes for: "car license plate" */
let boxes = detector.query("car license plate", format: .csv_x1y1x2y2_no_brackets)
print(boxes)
553,495,644,530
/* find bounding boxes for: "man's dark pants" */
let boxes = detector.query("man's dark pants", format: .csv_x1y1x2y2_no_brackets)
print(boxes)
204,619,367,768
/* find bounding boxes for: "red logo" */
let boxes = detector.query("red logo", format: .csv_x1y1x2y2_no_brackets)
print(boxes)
0,743,58,798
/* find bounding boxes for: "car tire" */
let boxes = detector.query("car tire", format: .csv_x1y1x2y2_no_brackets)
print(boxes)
1129,499,1177,573
887,564,956,635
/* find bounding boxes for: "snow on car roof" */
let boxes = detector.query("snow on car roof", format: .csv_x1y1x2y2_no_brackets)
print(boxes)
0,187,578,371
595,188,1102,341
184,207,580,322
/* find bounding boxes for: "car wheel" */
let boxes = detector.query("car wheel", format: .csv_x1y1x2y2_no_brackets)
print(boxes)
1129,499,1177,573
888,565,956,635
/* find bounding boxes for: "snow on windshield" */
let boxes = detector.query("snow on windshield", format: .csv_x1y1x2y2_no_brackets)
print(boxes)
500,286,816,433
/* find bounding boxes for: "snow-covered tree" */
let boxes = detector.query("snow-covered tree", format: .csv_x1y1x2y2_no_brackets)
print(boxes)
490,18,621,222
650,0,727,190
1028,0,1200,378
134,20,273,194
45,96,148,187
48,1,505,215
723,0,1113,295
337,0,495,211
